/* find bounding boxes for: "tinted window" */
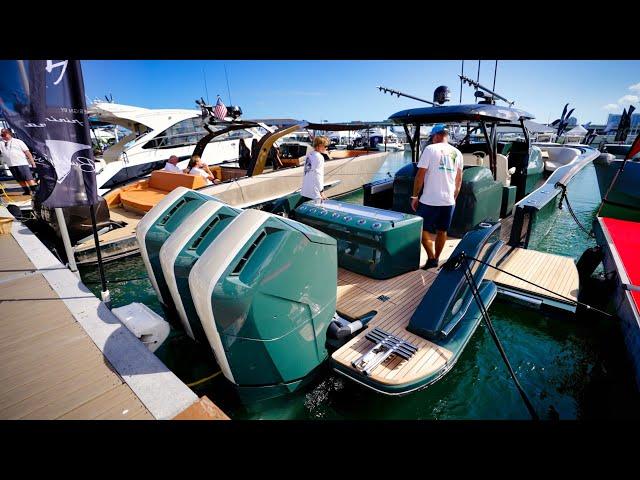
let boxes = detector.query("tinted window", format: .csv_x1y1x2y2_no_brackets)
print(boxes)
143,117,203,149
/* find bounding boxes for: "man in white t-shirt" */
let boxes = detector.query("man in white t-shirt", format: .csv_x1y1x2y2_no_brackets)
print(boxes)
410,124,463,269
163,155,183,173
300,135,330,203
0,128,37,195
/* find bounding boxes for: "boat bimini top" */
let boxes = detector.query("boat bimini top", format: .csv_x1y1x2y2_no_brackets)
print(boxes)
388,104,534,125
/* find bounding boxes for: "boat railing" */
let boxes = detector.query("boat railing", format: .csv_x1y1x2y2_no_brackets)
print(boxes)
509,146,600,248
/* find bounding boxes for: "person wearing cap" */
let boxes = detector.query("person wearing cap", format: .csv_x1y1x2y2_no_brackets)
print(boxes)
0,128,37,196
410,124,463,269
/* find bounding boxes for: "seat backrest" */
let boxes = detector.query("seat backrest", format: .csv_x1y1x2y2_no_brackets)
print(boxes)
149,170,207,191
462,153,484,167
209,165,222,181
495,153,511,187
480,153,511,187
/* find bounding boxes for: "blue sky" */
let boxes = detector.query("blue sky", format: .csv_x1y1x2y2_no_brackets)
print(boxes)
81,60,640,125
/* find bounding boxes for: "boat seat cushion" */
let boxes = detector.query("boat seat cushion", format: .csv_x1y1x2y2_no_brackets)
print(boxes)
120,188,171,213
209,165,222,181
148,170,208,192
462,153,484,167
281,158,301,167
480,153,512,187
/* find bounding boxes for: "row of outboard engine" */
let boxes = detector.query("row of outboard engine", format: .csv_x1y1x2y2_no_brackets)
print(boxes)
136,187,340,402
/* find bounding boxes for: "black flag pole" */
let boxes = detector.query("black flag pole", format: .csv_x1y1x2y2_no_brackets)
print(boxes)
90,203,110,308
0,60,111,308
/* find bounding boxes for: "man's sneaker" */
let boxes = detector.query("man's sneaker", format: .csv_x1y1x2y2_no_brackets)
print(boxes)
423,258,439,270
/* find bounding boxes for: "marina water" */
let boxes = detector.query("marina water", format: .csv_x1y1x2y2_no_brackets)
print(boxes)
80,151,639,419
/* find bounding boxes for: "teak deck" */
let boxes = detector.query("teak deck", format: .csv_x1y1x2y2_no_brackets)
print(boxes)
333,268,453,386
75,206,140,253
331,242,579,387
487,247,578,304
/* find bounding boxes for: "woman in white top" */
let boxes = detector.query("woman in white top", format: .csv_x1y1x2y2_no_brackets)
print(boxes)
300,135,330,203
186,155,220,185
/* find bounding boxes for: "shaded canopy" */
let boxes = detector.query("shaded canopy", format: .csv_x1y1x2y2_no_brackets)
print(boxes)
389,104,535,124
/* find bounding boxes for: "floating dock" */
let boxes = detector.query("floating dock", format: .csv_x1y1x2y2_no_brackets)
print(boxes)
0,206,228,420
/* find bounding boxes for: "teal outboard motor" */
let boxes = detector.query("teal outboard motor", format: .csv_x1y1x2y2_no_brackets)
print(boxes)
408,221,502,340
189,209,337,403
159,200,241,343
136,187,214,312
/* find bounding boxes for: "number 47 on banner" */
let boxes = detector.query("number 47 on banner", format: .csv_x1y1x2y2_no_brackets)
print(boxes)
46,60,68,86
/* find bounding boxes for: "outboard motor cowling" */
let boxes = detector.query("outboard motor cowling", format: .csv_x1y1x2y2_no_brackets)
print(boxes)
136,187,214,309
159,200,241,343
189,209,337,401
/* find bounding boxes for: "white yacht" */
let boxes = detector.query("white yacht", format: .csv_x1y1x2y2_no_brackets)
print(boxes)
88,102,270,195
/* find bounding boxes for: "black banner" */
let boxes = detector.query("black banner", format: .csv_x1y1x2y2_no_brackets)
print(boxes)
0,60,98,207
614,106,636,143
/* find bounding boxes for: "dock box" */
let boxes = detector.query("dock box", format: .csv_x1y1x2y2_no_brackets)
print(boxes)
294,200,422,279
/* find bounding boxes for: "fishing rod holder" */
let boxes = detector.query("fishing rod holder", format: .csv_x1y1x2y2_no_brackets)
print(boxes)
459,74,514,107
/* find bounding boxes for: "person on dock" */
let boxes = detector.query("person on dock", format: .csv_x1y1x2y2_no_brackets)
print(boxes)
163,155,183,173
186,155,221,185
410,124,463,270
300,135,330,204
0,129,37,196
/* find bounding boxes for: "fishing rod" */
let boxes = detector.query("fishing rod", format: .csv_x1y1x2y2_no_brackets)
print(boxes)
459,74,515,106
376,86,437,106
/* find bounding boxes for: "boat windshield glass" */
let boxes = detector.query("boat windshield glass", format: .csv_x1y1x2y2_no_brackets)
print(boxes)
142,117,254,149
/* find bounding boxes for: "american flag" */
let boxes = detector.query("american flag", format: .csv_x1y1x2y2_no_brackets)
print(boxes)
213,96,227,121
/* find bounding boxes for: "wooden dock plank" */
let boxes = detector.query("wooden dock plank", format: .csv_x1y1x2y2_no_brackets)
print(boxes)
59,383,152,420
0,266,154,420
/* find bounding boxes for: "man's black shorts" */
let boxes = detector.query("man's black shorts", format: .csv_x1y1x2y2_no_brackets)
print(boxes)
416,202,455,234
9,165,33,182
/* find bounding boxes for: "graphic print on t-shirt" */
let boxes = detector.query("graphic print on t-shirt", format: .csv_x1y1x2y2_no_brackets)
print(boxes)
438,151,458,173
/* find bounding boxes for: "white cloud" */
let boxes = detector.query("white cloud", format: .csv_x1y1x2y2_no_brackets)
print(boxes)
603,103,620,111
618,94,639,106
629,82,640,93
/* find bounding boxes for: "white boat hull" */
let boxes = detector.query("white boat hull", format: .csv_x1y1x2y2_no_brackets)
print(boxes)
199,151,389,207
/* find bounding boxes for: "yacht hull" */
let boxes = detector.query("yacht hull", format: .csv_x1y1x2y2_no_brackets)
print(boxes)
198,151,389,208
